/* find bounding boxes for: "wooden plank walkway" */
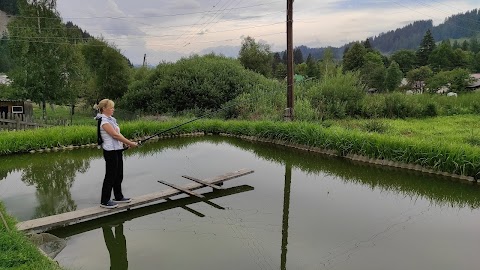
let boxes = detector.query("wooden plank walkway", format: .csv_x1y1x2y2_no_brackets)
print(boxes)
50,185,254,238
16,169,254,234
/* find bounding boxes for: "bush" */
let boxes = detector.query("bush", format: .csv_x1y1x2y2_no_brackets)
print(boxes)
363,119,389,133
361,94,386,118
306,70,365,119
423,103,438,117
121,54,272,115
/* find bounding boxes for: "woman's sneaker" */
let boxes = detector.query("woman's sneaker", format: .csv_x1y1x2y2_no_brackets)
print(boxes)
113,197,131,203
100,200,118,209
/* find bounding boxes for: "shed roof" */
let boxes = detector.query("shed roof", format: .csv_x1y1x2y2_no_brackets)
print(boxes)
468,73,480,88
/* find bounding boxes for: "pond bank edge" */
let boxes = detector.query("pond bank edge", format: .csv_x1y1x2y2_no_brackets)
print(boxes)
24,131,477,183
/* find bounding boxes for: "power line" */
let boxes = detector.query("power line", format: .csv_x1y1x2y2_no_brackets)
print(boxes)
8,1,283,20
177,0,241,48
6,11,285,32
2,31,286,48
6,22,285,41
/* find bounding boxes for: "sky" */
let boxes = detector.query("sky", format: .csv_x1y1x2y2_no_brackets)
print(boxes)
56,0,480,65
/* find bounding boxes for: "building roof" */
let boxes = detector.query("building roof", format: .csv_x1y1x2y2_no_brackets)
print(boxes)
468,73,480,88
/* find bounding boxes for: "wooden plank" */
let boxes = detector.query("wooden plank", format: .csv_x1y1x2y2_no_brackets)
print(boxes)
16,169,254,233
157,180,205,198
50,185,254,238
182,175,225,190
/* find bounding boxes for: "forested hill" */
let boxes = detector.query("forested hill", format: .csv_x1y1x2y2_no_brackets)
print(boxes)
298,9,480,59
371,9,480,53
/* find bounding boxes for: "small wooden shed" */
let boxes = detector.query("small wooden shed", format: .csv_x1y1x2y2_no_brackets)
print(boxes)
0,100,33,117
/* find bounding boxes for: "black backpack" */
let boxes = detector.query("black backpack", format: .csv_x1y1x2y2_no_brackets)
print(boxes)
97,117,103,146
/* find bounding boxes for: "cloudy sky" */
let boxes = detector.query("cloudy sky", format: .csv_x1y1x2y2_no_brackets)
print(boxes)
56,0,479,65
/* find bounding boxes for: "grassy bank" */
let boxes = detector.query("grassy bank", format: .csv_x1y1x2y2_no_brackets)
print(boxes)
0,203,61,270
0,115,479,177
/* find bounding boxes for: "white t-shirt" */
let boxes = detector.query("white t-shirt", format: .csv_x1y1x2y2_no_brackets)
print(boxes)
99,114,124,151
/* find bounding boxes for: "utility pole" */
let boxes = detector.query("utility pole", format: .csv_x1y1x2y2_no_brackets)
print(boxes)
285,0,294,121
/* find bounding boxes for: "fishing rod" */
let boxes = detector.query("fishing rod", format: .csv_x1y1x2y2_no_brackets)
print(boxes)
138,101,240,145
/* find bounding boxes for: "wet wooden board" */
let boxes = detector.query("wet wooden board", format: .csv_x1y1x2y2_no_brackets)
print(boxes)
182,175,225,190
16,169,254,234
157,180,205,198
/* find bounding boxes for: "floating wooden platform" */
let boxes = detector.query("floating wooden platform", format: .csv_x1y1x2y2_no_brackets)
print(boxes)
16,169,254,234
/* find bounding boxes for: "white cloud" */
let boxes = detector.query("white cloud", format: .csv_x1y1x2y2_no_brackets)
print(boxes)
56,0,480,64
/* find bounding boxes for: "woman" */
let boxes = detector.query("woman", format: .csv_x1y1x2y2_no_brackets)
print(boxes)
96,99,138,209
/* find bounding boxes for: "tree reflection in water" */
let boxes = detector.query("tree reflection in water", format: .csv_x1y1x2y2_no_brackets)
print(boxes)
20,152,92,218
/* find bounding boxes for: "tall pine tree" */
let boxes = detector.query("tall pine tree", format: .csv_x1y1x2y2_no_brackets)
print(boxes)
416,29,436,67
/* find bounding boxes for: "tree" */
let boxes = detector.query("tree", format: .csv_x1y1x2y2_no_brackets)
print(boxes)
272,52,282,71
428,42,454,71
361,52,386,90
318,48,337,78
81,38,131,102
470,37,480,54
461,40,469,51
8,0,86,118
238,36,273,77
342,42,366,72
384,61,403,92
363,38,372,51
305,53,318,78
473,52,480,73
406,66,433,91
0,35,13,72
452,40,460,50
390,49,417,74
426,68,471,93
293,47,304,64
274,62,287,80
416,29,436,66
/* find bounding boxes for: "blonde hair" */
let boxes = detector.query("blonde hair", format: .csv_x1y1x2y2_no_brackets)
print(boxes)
97,99,115,113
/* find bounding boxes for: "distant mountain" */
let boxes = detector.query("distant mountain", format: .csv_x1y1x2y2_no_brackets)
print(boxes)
296,9,480,60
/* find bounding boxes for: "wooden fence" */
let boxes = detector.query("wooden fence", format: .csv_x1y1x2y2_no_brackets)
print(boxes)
0,113,44,130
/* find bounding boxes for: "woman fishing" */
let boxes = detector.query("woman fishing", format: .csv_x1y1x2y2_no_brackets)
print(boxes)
95,99,138,209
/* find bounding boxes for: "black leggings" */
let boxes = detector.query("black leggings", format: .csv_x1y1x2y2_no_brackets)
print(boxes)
101,150,124,204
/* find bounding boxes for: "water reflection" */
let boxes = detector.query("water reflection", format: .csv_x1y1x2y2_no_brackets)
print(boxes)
102,222,128,270
221,137,480,209
2,136,479,215
281,162,292,270
22,155,91,218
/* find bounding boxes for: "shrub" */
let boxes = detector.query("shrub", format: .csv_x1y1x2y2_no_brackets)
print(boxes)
423,103,438,117
363,119,389,133
361,94,386,118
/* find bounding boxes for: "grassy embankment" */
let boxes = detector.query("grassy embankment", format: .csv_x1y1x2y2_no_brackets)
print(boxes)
1,115,479,177
0,203,61,270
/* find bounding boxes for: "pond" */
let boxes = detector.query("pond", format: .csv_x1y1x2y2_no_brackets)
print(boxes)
1,136,480,270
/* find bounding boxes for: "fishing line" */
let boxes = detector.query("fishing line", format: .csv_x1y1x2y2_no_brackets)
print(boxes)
137,97,245,145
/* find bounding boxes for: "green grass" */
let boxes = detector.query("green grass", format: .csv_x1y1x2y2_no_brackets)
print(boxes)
1,115,479,177
0,203,62,270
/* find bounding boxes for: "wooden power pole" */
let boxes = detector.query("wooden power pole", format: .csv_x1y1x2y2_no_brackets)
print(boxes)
285,0,294,121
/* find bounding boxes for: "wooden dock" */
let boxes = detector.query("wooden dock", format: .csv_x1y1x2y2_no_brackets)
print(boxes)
17,169,254,234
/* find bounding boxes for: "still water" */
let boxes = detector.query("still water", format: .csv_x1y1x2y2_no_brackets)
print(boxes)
1,136,480,270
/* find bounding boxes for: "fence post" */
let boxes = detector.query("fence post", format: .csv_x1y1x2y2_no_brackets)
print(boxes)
16,115,20,130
